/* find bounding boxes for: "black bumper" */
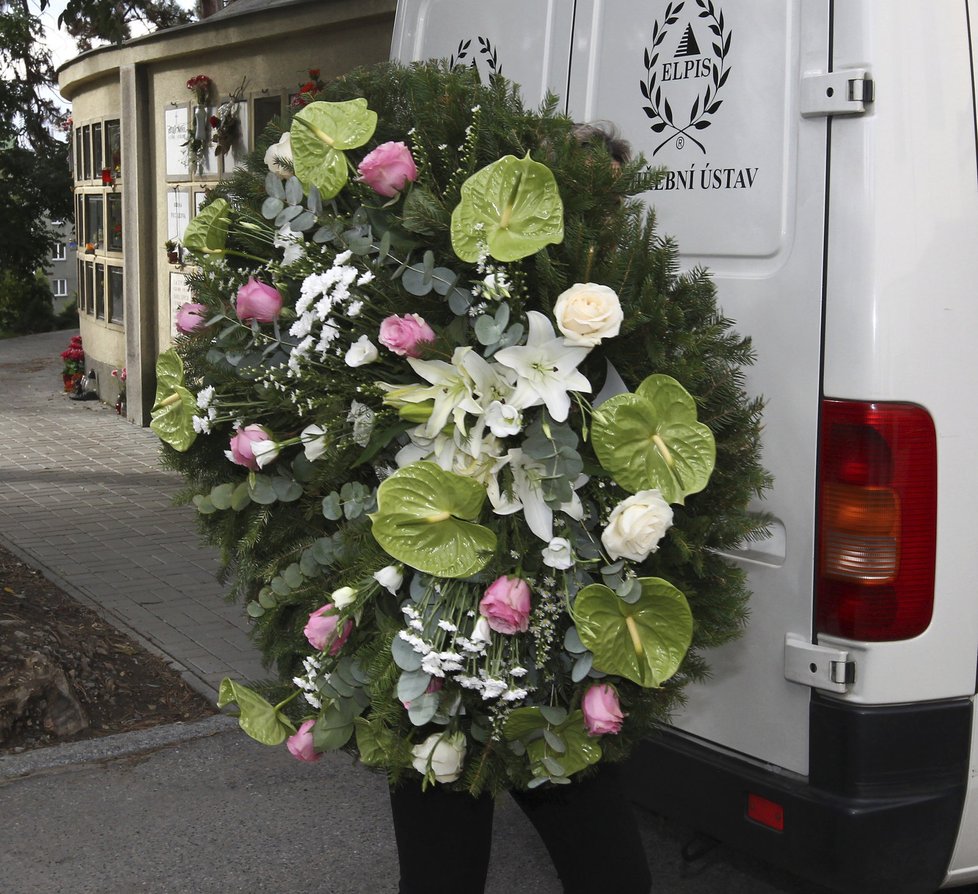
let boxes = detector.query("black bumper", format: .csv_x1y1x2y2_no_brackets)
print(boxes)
626,694,972,894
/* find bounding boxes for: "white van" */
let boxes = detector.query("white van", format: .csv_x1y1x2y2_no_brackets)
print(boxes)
392,2,978,891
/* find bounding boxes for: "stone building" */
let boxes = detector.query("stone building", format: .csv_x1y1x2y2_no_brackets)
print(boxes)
57,0,397,423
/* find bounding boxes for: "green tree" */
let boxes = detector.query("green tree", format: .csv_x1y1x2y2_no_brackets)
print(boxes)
46,0,193,50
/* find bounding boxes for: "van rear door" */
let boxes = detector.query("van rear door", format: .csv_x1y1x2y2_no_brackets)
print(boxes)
565,0,833,776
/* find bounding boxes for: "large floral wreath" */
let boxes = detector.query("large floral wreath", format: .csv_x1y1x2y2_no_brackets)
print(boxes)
154,63,768,795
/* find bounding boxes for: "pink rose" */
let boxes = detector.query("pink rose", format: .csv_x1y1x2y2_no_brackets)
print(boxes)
226,425,272,471
378,314,435,358
175,302,209,334
358,141,418,197
582,683,625,736
286,719,320,762
303,603,353,655
479,575,532,635
235,276,282,323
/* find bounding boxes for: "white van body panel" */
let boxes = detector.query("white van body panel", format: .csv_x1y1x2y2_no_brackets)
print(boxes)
391,0,978,884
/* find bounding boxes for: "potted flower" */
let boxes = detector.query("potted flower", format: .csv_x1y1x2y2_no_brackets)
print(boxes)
60,335,84,393
165,240,180,264
111,366,127,415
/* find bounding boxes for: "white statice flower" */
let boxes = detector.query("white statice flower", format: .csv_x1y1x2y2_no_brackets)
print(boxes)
480,678,508,700
494,311,592,421
541,536,574,570
344,334,379,367
509,666,528,678
422,651,445,677
501,688,529,702
330,586,357,609
485,400,522,437
398,629,432,656
192,415,213,434
196,385,216,410
356,271,374,286
437,619,458,633
251,438,280,469
373,564,404,594
346,299,363,318
348,400,376,447
300,424,328,462
481,270,511,300
601,489,674,562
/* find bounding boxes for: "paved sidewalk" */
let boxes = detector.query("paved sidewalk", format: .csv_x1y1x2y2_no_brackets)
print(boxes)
0,330,266,697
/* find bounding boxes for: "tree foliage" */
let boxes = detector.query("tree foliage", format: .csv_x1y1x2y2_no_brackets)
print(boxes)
45,0,192,50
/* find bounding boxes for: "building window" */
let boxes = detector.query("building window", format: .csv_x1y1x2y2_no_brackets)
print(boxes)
92,121,103,178
77,259,86,312
253,96,283,143
52,279,68,297
52,243,67,261
84,261,94,314
75,127,83,181
107,193,123,252
84,194,103,249
108,266,124,324
82,124,91,181
105,119,121,178
95,263,105,320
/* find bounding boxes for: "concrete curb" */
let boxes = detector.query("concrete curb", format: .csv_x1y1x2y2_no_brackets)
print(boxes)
0,714,238,782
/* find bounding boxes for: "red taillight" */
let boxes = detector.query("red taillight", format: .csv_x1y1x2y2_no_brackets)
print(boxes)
747,793,785,832
816,400,936,641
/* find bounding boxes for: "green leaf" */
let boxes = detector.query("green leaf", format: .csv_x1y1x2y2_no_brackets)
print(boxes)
355,717,395,766
397,669,431,703
291,99,377,199
182,198,230,255
505,708,602,778
249,476,278,505
149,350,197,452
407,691,440,726
312,701,356,750
591,374,716,503
369,462,496,578
391,634,423,671
230,480,252,510
450,153,564,263
210,482,234,510
217,678,295,745
573,579,693,688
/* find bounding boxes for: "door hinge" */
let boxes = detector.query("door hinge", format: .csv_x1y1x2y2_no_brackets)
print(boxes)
784,634,855,693
800,69,874,118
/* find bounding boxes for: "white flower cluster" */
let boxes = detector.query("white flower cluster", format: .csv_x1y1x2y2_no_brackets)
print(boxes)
398,603,530,702
287,251,374,375
292,654,328,709
191,385,219,434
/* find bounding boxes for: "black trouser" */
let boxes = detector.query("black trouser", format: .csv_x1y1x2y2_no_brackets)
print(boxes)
389,764,652,894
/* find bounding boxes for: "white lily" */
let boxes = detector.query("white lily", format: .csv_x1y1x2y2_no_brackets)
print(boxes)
494,311,592,422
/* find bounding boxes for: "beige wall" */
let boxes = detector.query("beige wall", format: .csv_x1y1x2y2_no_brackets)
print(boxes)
58,0,396,423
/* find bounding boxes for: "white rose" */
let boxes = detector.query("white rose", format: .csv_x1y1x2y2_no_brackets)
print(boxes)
300,424,328,462
373,564,404,594
263,132,293,178
330,586,357,609
541,536,574,570
485,400,522,437
601,489,673,562
553,282,623,347
345,334,379,368
411,731,466,783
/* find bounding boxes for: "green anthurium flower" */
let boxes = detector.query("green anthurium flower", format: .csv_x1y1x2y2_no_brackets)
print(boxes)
369,461,496,578
291,99,378,199
150,349,198,452
451,153,564,262
181,198,230,255
217,677,296,746
591,374,716,504
573,579,693,688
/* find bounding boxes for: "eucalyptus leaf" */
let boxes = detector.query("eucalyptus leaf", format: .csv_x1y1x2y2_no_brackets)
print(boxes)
448,287,473,315
542,729,567,753
265,171,285,199
230,481,252,510
192,494,216,515
285,175,304,205
246,601,265,618
370,462,496,578
573,579,693,688
283,563,304,589
407,691,440,726
209,482,235,510
451,153,564,263
431,267,456,296
539,705,568,726
272,476,303,502
591,374,716,503
397,669,432,703
258,589,277,609
563,626,586,654
249,476,278,505
571,651,594,682
217,678,295,745
262,197,285,219
401,265,431,296
322,492,343,520
312,702,356,750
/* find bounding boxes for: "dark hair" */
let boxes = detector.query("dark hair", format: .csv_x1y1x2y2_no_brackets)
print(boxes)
571,121,632,165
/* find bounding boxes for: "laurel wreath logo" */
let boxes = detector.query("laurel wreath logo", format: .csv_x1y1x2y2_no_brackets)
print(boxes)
640,0,732,155
449,36,503,80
